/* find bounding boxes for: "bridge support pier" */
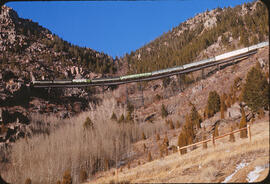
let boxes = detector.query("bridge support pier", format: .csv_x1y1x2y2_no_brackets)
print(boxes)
217,64,220,71
125,84,129,105
178,74,182,92
139,82,144,107
201,69,205,79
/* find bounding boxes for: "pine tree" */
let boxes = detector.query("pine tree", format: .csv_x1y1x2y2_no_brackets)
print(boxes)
161,104,168,118
148,152,152,162
118,114,125,123
239,107,248,138
207,91,221,117
142,132,146,140
111,112,117,122
242,66,269,113
220,94,225,119
79,170,87,183
163,134,169,147
190,104,202,129
176,120,181,129
62,170,72,184
156,133,160,141
83,117,94,130
25,178,31,184
169,119,175,130
177,131,187,155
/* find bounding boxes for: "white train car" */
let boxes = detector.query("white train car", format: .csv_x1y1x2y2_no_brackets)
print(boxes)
72,79,90,83
256,41,269,49
32,81,53,84
215,47,249,61
152,68,175,76
53,80,73,84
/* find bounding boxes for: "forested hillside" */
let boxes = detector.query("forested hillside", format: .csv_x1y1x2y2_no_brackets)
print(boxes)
0,5,117,82
124,1,268,75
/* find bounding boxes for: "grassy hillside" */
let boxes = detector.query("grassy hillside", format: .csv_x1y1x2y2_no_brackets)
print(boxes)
88,120,269,183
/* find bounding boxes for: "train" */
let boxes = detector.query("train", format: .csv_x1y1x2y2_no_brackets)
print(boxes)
32,41,269,86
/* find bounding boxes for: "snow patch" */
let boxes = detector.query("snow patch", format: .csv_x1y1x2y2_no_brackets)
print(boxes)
246,164,269,183
222,162,249,183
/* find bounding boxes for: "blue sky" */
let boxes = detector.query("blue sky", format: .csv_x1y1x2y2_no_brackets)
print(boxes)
7,0,253,58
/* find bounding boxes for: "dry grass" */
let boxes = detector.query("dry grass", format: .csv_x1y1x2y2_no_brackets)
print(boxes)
1,96,166,184
89,120,269,183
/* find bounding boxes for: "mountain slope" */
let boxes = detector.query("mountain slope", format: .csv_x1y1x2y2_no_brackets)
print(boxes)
124,1,268,75
0,5,117,82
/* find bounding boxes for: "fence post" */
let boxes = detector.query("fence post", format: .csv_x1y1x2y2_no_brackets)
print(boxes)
212,134,215,148
177,146,181,155
247,125,251,142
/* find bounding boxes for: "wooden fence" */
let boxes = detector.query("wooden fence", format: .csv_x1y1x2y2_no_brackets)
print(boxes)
177,125,251,154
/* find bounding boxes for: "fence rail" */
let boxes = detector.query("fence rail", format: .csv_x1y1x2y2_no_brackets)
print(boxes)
177,125,251,154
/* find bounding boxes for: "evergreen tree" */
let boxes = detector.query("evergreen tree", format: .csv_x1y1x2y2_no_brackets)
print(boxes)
163,134,169,147
161,104,168,118
142,132,146,140
83,117,94,130
190,104,202,129
148,152,153,162
118,114,125,123
242,66,269,113
220,94,225,119
207,91,221,117
110,112,117,122
177,131,187,154
156,133,160,141
62,170,72,184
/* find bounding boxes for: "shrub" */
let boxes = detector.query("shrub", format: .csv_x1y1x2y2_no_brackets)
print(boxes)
159,145,164,158
163,134,169,147
62,170,72,184
147,152,152,162
220,95,225,119
190,104,202,129
162,77,171,88
258,108,265,119
156,133,160,141
161,104,168,118
83,117,94,130
111,112,117,121
25,178,31,184
126,111,133,122
143,143,147,153
242,66,269,113
79,170,87,183
142,132,146,140
118,114,125,123
154,94,162,101
177,132,187,155
176,120,181,129
169,119,175,130
207,91,221,117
